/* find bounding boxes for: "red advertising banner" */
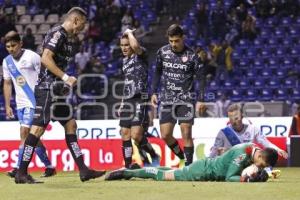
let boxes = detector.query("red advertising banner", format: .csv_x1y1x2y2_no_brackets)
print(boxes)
0,137,287,172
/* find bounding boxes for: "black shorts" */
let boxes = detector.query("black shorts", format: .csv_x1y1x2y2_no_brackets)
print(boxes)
119,96,149,129
159,103,194,125
32,88,73,127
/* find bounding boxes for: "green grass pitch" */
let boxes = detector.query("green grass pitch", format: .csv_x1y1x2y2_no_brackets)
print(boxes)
1,168,299,200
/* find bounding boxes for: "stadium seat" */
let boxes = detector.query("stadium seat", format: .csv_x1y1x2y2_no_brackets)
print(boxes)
266,57,280,69
239,78,250,89
245,89,258,101
260,48,272,58
253,78,265,88
265,17,278,27
24,24,37,34
16,5,26,15
239,58,250,68
15,25,23,34
32,14,45,24
46,14,59,24
275,68,286,78
253,37,264,47
291,88,300,101
38,24,50,34
267,79,280,88
230,89,243,102
274,27,285,37
208,80,219,90
260,89,273,101
18,15,31,25
274,88,288,101
223,80,234,89
281,17,292,27
261,68,272,77
253,57,265,69
245,47,257,58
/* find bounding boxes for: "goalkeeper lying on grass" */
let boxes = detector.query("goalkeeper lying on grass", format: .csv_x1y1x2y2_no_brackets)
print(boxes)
105,143,278,182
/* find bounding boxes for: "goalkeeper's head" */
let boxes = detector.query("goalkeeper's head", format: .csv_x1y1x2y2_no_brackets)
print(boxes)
262,147,278,167
253,147,278,168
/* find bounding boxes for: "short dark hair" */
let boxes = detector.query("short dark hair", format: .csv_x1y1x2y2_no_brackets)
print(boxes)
167,24,184,37
67,7,87,18
4,31,21,43
262,148,278,167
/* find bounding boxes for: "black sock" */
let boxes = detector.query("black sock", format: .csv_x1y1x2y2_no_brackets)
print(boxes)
138,136,157,158
122,140,133,168
65,134,88,172
138,148,150,164
168,140,185,160
184,146,194,166
19,134,39,175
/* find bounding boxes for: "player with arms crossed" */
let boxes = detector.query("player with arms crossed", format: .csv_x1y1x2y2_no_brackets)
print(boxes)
3,31,56,178
15,7,105,184
151,24,206,167
119,29,159,168
105,143,277,182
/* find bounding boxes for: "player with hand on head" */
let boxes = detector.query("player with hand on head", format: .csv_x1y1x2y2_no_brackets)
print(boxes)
105,143,278,182
119,28,160,169
14,7,105,184
2,31,56,178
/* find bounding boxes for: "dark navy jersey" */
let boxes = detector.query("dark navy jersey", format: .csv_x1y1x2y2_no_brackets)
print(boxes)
122,48,148,99
152,44,205,104
37,26,76,88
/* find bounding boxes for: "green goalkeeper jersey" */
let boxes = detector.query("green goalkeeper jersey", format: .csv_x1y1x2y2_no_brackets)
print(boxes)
174,143,255,182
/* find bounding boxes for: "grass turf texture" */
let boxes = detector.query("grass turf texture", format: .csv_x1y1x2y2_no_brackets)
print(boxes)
0,168,299,200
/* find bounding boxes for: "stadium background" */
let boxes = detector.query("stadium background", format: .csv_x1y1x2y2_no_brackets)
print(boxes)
0,0,300,172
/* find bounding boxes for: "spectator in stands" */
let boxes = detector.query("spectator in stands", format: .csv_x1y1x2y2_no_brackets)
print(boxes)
2,0,16,22
235,2,248,22
0,14,16,39
255,0,276,18
88,20,101,42
289,104,300,137
210,103,288,159
213,93,231,118
225,9,240,44
196,2,209,39
241,13,257,40
75,45,90,74
121,8,134,32
196,47,216,81
222,40,234,78
167,0,180,21
22,28,36,51
210,0,227,40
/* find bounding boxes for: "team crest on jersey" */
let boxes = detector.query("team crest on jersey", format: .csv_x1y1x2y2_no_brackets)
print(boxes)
233,154,246,166
49,31,61,47
181,56,188,63
16,75,26,86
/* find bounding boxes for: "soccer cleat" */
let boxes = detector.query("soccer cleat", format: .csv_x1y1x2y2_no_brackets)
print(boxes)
15,173,44,184
7,168,18,178
127,163,141,169
79,169,106,182
41,167,57,177
105,169,126,181
178,159,185,169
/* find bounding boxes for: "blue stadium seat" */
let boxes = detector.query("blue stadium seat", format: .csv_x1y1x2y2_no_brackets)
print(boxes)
282,37,293,47
266,57,280,69
253,37,265,47
239,39,249,48
282,57,294,67
268,79,280,88
253,57,265,69
239,58,250,68
265,17,278,27
208,80,219,90
289,27,300,37
260,88,273,101
230,89,243,102
260,28,272,38
274,88,288,101
223,80,234,89
246,68,257,78
245,89,258,101
275,68,286,78
260,48,272,58
291,88,300,101
274,27,285,37
261,68,272,77
239,78,251,89
281,17,292,27
283,78,296,89
245,47,257,58
253,78,265,88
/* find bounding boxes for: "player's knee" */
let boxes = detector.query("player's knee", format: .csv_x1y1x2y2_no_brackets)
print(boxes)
131,132,143,143
161,132,172,141
30,125,45,138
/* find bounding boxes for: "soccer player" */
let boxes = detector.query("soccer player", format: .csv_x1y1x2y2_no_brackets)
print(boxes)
3,31,56,178
151,24,206,166
209,103,288,159
14,7,105,184
119,28,159,168
105,143,277,182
